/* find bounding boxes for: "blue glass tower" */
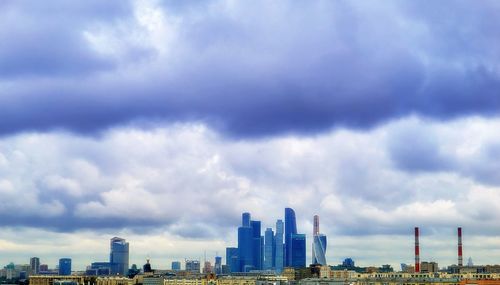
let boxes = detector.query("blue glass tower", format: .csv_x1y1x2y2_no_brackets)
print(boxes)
110,237,129,275
284,208,297,267
171,261,181,271
226,247,239,273
312,235,327,265
291,234,306,268
264,228,274,270
251,220,262,270
59,258,71,275
274,219,284,273
238,213,254,272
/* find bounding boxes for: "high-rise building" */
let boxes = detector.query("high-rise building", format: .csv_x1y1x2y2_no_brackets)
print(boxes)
59,258,71,275
238,214,253,272
290,234,306,268
284,208,297,267
185,260,200,273
251,220,262,270
214,256,222,275
30,257,40,275
274,219,284,273
312,215,327,265
203,261,213,274
39,264,49,272
264,228,275,270
226,247,239,273
171,261,181,271
110,237,129,275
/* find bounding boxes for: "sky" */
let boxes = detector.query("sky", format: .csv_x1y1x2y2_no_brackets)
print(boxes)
1,0,500,271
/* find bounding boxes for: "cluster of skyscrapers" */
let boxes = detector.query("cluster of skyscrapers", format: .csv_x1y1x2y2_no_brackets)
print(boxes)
226,208,327,273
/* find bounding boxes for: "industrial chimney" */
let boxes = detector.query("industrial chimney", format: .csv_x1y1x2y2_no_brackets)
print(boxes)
415,227,420,273
458,227,463,267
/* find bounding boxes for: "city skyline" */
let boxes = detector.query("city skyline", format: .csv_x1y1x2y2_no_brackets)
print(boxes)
1,0,500,273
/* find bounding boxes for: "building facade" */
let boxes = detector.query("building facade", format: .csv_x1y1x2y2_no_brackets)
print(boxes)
110,237,130,276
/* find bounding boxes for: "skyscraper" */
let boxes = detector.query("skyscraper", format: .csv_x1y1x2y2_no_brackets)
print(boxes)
312,215,327,265
264,228,274,270
274,219,284,273
110,237,129,275
171,261,181,271
238,212,253,272
59,258,71,275
284,208,297,267
214,256,222,275
251,220,262,270
226,247,239,273
290,234,306,268
30,257,40,275
185,260,200,273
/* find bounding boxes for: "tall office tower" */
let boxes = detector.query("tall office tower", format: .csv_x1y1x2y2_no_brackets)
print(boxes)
214,256,222,275
284,208,298,267
264,228,275,270
226,247,239,273
59,258,72,275
202,261,213,274
290,234,306,268
274,219,284,273
238,212,253,272
312,215,327,265
185,260,200,273
30,257,40,275
110,237,129,275
242,212,251,227
171,261,181,271
251,220,262,270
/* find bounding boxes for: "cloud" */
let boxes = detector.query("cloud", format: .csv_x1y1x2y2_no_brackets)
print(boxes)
1,1,500,137
1,116,500,266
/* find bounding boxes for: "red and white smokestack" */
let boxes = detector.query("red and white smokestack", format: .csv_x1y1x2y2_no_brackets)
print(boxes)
313,215,319,236
458,227,463,267
415,227,420,273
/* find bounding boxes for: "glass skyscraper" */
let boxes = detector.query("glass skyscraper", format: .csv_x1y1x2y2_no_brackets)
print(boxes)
110,237,129,275
274,219,284,273
264,228,274,270
251,220,262,270
284,208,297,267
226,247,239,273
58,258,71,275
290,234,306,268
312,215,327,265
238,213,254,272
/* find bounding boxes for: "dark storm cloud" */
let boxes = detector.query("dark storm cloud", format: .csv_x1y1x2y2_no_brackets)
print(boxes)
1,0,500,137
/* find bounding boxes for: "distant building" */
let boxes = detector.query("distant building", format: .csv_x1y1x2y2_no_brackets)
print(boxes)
59,258,72,276
343,258,355,268
312,215,327,266
87,262,112,276
143,259,153,273
172,261,181,271
185,260,200,273
226,247,239,273
420,261,438,273
39,264,49,272
238,213,254,272
110,237,129,276
203,261,212,274
264,228,275,270
285,208,297,267
275,219,284,273
291,234,306,268
214,256,222,275
31,257,40,275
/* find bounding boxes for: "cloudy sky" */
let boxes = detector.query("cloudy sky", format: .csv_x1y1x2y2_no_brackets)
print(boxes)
1,0,500,271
